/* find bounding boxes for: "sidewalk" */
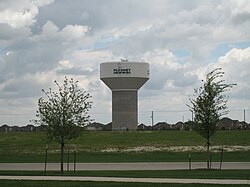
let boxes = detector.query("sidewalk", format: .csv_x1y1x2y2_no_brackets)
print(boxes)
0,175,249,184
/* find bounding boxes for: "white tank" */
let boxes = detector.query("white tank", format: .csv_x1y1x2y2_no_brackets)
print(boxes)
100,61,150,90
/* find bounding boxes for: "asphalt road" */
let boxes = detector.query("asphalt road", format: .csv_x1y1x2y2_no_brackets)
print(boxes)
1,162,250,171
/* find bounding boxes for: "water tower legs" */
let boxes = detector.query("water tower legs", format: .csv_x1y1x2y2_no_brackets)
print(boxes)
112,90,138,130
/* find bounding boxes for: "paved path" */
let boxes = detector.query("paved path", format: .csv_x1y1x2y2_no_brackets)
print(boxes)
1,162,250,171
0,175,249,184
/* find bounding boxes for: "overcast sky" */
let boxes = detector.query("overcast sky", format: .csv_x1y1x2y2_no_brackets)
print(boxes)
0,0,250,126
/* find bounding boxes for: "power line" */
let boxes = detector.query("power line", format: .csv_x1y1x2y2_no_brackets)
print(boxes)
0,113,35,116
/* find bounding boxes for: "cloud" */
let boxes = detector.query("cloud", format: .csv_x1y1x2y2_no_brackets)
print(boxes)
232,12,250,24
0,71,55,99
173,72,198,87
0,0,54,28
93,0,249,63
142,49,198,91
40,20,59,38
56,67,94,76
0,23,31,41
37,20,90,41
0,20,90,82
217,48,250,80
35,20,90,41
60,24,90,41
216,47,250,99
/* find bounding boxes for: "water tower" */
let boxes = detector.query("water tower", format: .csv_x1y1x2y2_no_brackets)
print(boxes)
100,61,150,130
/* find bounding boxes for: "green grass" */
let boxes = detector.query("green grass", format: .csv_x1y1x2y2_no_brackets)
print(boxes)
1,150,250,163
0,170,250,179
1,170,250,187
1,130,250,163
1,130,250,151
1,180,249,187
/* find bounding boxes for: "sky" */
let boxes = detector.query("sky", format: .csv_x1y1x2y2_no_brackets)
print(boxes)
0,0,250,126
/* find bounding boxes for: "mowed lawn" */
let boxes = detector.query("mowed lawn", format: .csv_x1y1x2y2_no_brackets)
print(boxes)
2,180,250,187
0,130,250,163
1,170,250,187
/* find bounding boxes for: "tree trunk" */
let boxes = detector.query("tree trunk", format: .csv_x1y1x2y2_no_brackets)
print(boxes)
60,138,64,173
207,138,210,169
207,140,210,153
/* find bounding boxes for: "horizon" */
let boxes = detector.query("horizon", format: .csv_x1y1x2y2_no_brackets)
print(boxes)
1,116,249,127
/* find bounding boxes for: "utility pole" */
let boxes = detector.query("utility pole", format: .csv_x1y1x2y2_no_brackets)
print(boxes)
151,111,154,127
244,109,246,123
190,110,194,122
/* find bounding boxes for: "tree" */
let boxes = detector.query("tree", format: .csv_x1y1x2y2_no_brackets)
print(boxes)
188,68,235,153
36,77,92,172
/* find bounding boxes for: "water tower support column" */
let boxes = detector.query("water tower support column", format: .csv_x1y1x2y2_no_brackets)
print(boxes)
112,90,138,130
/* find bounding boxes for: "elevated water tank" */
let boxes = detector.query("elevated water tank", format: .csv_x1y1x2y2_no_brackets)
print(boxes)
100,61,150,130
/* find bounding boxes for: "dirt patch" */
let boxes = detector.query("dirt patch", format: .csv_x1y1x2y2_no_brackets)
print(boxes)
100,145,250,153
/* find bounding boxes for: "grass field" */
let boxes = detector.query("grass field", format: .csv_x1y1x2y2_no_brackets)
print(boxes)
1,180,249,187
1,150,250,163
1,130,250,163
1,170,250,187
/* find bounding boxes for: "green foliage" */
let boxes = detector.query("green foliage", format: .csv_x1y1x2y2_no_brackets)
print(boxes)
188,68,235,151
36,77,92,144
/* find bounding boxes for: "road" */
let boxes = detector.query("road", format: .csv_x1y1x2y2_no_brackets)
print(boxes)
1,162,250,171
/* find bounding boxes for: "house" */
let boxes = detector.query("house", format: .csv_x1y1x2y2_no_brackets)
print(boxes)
217,117,239,130
85,122,104,131
153,122,171,130
0,124,10,132
172,122,184,130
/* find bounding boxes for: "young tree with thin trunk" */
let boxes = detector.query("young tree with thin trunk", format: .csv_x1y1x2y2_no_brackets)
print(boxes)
188,68,235,156
36,77,92,173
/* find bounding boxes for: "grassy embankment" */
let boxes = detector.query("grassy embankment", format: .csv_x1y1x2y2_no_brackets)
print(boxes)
0,130,250,163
